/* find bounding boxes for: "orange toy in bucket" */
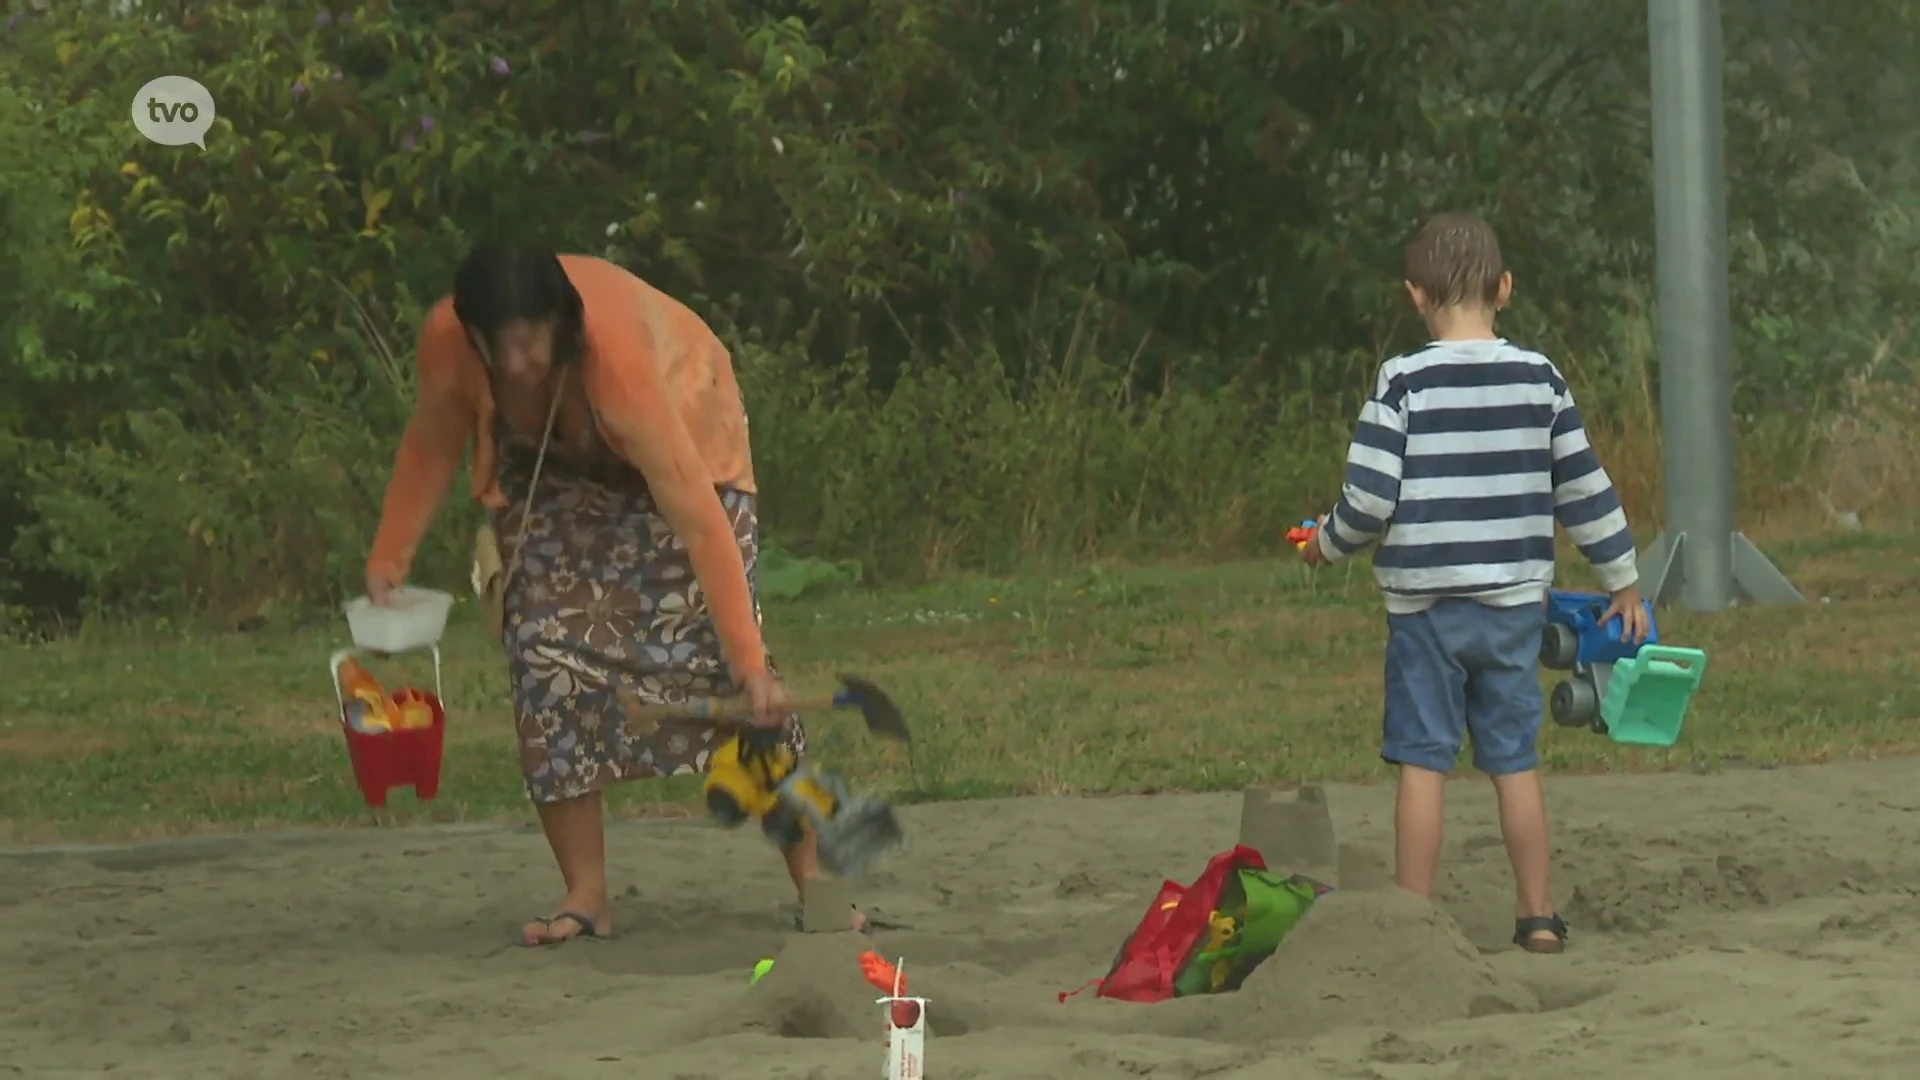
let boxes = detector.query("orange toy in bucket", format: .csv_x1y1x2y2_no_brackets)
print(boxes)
330,649,446,808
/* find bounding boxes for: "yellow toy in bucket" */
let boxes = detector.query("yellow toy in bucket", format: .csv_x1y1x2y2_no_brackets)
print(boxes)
337,658,436,733
330,648,447,808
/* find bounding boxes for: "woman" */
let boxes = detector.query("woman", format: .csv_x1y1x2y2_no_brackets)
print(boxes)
365,247,848,945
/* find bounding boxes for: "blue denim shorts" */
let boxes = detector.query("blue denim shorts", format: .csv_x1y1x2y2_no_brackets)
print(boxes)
1382,598,1547,776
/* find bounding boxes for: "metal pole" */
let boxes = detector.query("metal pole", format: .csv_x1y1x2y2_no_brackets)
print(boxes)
1637,0,1803,610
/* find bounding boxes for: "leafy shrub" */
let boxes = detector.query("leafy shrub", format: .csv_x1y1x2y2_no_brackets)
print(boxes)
0,0,1914,624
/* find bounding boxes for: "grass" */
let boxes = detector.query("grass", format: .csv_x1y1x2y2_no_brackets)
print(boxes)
2,526,1918,844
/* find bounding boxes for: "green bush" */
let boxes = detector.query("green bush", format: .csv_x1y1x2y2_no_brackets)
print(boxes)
0,0,1914,625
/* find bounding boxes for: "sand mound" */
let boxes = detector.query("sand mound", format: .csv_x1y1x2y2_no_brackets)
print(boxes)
1128,887,1538,1045
1245,888,1538,1035
693,931,885,1041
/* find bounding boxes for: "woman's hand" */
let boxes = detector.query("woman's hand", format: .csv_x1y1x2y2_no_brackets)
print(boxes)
741,669,793,730
367,568,403,606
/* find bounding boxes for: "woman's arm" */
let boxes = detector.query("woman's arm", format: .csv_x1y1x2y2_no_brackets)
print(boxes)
584,345,768,681
366,306,474,590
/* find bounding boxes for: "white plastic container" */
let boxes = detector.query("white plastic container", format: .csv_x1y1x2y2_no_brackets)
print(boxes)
880,999,927,1080
875,958,928,1080
342,587,455,654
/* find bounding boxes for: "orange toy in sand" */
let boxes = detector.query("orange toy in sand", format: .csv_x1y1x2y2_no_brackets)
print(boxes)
861,951,903,994
860,951,922,1028
331,649,446,808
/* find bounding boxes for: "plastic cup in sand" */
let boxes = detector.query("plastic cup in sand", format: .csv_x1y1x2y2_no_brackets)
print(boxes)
750,958,775,985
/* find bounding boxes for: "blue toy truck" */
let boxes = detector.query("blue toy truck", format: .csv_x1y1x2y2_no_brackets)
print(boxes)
1538,589,1707,748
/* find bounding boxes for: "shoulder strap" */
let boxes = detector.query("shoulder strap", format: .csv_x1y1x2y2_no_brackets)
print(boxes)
503,374,568,584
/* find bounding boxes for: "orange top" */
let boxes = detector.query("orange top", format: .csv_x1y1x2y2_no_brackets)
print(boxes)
365,255,766,678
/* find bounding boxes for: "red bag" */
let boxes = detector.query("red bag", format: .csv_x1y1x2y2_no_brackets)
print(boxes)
1059,845,1267,1004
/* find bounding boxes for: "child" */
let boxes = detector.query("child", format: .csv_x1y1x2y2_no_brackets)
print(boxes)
1300,213,1649,954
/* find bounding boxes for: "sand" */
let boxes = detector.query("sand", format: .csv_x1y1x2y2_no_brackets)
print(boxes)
6,757,1920,1079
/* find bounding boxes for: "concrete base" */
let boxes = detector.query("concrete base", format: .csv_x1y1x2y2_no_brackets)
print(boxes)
800,873,852,932
1238,785,1338,885
1638,529,1805,609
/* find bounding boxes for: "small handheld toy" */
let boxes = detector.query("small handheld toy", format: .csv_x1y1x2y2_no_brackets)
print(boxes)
1170,910,1244,992
703,726,904,878
860,951,914,1021
687,676,910,878
1540,589,1708,747
1285,519,1319,550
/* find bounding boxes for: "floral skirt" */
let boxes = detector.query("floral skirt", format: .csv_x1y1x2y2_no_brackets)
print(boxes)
492,447,803,805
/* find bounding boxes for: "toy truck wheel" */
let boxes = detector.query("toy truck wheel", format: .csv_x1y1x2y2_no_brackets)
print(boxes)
1540,623,1580,670
761,804,806,849
1549,677,1600,729
705,788,750,827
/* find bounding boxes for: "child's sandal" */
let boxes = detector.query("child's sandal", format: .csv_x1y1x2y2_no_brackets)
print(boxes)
1513,914,1569,954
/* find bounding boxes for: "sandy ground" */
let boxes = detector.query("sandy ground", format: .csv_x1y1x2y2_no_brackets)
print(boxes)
6,759,1920,1079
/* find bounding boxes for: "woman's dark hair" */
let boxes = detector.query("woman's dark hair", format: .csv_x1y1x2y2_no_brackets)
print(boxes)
450,245,586,368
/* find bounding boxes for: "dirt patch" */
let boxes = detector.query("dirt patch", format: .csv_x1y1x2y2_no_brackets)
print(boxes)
0,731,123,759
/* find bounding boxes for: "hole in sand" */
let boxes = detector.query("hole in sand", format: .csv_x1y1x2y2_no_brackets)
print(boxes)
688,932,887,1043
926,1010,971,1037
1523,975,1616,1013
775,1000,840,1039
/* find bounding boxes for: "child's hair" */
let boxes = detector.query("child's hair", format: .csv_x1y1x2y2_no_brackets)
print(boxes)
1403,214,1504,309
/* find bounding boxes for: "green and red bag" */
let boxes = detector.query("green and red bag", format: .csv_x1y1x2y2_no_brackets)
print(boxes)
1061,844,1332,1004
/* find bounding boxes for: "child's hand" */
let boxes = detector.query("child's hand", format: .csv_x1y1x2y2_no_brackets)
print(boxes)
1299,515,1332,567
1602,584,1651,643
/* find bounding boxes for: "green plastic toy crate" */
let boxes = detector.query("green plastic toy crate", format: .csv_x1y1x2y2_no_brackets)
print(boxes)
1598,645,1708,747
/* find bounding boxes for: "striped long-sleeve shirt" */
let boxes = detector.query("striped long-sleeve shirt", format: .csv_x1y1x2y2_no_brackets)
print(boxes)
1316,339,1638,614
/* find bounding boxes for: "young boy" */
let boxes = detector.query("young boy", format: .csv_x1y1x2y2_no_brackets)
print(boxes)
1301,213,1649,954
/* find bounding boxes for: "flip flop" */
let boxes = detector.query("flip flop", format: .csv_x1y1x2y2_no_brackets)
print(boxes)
523,910,607,947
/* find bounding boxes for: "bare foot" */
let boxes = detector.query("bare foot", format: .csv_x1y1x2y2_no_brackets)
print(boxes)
521,898,613,946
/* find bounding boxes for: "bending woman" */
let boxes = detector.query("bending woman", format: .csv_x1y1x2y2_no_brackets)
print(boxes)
365,248,845,945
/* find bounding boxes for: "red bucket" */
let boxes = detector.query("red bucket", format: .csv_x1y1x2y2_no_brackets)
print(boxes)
340,690,446,808
331,648,447,809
